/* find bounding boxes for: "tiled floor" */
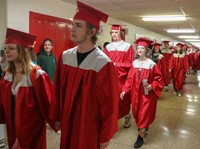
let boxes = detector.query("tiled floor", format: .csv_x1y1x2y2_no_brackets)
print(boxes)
2,74,200,149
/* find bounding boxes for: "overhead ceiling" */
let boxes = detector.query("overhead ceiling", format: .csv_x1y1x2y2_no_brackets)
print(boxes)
63,0,200,47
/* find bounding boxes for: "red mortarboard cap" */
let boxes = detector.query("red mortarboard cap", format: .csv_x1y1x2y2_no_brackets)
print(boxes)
73,1,109,29
5,28,36,48
163,41,170,45
176,43,183,48
111,24,123,31
136,38,154,47
152,43,162,49
183,44,190,48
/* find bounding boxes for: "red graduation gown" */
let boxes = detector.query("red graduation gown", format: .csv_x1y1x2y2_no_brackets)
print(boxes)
188,52,194,70
169,53,189,91
49,47,119,149
152,54,167,78
192,53,200,70
122,59,164,128
0,69,53,149
104,40,134,119
161,48,172,85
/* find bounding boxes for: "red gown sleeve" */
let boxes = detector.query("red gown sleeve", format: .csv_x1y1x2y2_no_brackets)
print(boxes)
34,71,55,130
122,67,134,93
0,78,5,123
151,65,164,98
49,55,63,122
95,62,119,143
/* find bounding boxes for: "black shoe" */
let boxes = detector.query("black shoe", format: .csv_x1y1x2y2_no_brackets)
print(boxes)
123,115,131,128
134,135,143,148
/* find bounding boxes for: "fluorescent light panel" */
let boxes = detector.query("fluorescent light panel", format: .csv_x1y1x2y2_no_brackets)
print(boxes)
185,39,200,42
191,43,200,48
167,29,195,33
178,36,199,39
142,16,187,21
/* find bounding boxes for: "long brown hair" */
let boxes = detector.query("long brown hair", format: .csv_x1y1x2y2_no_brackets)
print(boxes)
7,45,31,74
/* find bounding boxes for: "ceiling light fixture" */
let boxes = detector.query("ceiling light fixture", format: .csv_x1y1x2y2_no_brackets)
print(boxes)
191,43,200,48
142,16,187,21
178,36,199,39
167,29,195,33
185,39,200,42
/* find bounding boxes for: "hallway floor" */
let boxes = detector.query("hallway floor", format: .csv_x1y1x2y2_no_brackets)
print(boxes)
2,74,200,149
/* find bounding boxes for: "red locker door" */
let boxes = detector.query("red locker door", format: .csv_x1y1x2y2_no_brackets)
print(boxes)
29,14,45,54
56,22,67,58
29,11,74,59
45,19,57,56
65,25,76,50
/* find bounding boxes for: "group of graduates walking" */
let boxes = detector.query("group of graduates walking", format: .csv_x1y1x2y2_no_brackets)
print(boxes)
0,1,200,149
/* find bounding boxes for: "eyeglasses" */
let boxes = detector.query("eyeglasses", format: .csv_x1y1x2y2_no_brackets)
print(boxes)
138,68,141,78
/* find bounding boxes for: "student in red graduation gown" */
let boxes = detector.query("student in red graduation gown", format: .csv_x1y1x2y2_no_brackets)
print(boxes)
169,43,189,97
48,1,119,149
161,41,172,91
0,28,54,149
120,38,164,148
151,43,166,78
104,24,134,128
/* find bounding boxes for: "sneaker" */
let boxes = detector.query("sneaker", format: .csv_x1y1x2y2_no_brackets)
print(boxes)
164,85,169,91
177,92,181,97
134,135,144,148
0,142,5,148
177,90,181,97
123,114,131,128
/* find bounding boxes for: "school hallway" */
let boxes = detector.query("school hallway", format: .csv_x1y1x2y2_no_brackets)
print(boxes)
1,74,200,149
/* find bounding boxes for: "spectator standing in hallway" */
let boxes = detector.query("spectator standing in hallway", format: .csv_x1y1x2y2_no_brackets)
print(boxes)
0,28,54,149
49,1,119,149
120,38,164,148
37,38,56,83
151,43,166,81
104,24,134,128
169,43,189,96
161,40,172,91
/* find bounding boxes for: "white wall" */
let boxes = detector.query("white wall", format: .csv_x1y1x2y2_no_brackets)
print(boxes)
7,0,76,32
0,0,7,51
6,0,175,48
0,0,6,138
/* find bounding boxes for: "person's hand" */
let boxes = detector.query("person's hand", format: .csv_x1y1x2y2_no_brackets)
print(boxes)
146,84,152,91
99,141,110,149
169,69,171,72
55,121,61,130
120,91,126,100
